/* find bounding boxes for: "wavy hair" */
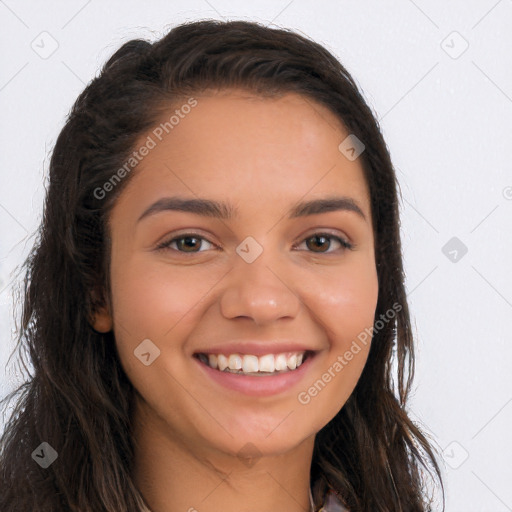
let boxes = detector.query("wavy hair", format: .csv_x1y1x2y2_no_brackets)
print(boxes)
0,19,444,511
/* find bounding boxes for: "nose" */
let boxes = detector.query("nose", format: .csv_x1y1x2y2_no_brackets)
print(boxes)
219,256,301,326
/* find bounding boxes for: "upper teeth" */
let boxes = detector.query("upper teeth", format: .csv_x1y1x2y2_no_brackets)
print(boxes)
198,351,306,373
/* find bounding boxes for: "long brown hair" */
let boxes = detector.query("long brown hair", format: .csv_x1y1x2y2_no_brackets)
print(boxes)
0,19,444,511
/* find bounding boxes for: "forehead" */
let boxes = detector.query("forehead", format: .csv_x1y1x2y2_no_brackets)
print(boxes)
114,90,371,222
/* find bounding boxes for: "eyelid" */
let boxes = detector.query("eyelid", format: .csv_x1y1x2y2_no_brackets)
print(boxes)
295,228,352,246
292,230,353,252
155,230,217,252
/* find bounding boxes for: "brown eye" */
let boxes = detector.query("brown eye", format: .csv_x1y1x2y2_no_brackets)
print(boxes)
156,234,215,253
155,232,352,255
297,233,352,254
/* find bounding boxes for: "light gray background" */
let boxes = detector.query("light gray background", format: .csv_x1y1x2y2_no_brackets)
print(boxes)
1,1,511,510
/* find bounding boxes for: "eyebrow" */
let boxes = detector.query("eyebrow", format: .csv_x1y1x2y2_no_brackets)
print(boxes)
137,195,367,223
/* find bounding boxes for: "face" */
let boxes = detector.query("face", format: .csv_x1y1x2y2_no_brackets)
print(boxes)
94,89,379,461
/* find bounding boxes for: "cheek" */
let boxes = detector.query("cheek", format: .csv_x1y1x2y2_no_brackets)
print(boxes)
295,261,378,425
309,258,379,342
108,255,213,409
110,254,210,342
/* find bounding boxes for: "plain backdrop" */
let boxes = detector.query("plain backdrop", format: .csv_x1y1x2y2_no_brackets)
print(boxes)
1,1,511,510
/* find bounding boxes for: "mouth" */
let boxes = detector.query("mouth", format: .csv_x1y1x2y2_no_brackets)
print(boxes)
193,350,314,376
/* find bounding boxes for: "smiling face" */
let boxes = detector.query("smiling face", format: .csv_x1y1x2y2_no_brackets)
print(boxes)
93,89,379,462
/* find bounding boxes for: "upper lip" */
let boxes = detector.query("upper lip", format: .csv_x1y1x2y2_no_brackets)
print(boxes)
193,341,318,357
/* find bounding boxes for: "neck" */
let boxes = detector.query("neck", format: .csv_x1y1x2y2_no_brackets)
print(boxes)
131,396,315,512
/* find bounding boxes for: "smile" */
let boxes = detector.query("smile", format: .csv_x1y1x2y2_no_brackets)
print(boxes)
195,351,310,376
193,350,317,396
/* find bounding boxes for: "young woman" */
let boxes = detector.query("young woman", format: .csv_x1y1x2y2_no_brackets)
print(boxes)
0,19,443,511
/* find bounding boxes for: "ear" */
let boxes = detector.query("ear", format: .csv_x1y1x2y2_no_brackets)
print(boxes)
88,287,113,333
91,306,113,333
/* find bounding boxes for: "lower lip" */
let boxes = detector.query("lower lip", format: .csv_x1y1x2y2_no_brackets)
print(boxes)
193,353,316,397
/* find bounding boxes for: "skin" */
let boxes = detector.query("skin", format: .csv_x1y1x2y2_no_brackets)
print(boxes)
93,89,379,512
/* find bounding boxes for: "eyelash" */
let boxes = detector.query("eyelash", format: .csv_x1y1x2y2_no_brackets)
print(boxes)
155,231,354,254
